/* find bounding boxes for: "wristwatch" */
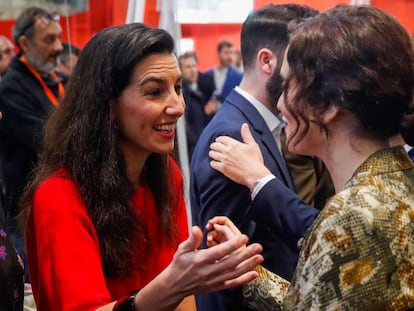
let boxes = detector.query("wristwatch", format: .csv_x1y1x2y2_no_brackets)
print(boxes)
128,292,138,311
115,291,139,311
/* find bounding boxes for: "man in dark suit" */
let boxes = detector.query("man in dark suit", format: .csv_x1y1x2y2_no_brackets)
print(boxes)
0,7,63,280
190,4,320,311
197,66,216,105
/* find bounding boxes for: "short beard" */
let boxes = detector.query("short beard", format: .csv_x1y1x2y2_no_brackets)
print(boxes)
26,53,56,75
266,69,284,113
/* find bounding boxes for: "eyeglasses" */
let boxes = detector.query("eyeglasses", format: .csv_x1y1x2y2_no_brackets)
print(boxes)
17,12,60,38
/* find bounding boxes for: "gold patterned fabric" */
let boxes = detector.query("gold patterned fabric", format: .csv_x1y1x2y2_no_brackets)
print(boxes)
243,147,414,310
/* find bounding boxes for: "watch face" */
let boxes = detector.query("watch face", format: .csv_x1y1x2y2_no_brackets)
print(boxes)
116,291,138,311
128,293,137,310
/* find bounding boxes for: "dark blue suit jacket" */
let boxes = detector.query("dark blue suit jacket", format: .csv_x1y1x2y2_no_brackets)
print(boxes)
206,66,242,103
190,89,319,310
408,148,414,161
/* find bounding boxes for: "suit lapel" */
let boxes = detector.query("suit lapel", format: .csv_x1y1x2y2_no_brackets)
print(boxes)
260,125,295,190
225,91,295,189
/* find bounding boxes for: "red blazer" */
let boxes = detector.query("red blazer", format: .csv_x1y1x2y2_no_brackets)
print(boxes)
26,158,188,310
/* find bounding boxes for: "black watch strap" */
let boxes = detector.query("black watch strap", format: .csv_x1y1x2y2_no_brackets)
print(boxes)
114,291,139,311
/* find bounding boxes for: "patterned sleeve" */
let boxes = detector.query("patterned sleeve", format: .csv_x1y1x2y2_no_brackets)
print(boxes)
284,186,414,310
242,265,290,310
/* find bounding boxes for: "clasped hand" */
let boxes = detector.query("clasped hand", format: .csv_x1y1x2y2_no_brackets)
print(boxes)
206,216,243,248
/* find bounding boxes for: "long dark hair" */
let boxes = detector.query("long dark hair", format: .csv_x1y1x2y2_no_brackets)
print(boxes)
283,5,414,147
21,23,177,277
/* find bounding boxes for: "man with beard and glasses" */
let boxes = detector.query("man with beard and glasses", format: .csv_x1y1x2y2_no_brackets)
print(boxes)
0,6,63,280
190,4,324,311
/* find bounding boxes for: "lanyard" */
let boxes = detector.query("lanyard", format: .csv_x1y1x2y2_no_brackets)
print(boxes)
19,55,64,106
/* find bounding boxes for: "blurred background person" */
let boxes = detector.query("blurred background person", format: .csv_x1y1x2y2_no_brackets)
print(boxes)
179,51,217,159
205,39,242,105
0,35,15,79
55,42,81,84
0,6,64,281
233,50,243,72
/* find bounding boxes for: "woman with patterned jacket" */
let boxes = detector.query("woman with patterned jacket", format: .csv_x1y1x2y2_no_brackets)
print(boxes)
207,5,414,311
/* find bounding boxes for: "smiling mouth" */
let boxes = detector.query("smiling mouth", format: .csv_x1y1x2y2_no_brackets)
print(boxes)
154,124,175,133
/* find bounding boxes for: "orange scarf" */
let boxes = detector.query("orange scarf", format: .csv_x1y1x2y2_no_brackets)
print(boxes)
19,55,64,106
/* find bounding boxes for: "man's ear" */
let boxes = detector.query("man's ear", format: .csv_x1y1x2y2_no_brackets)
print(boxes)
257,48,275,75
18,35,31,54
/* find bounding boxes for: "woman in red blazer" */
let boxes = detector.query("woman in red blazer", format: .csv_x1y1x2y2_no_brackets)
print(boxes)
20,23,263,311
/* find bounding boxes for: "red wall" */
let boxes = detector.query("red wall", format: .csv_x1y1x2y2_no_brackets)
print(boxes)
0,0,129,50
254,0,414,36
182,0,414,71
61,0,129,47
181,24,242,72
255,0,349,11
373,0,414,36
182,0,348,71
0,0,413,70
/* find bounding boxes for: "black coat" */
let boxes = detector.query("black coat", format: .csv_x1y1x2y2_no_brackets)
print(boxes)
0,55,57,229
197,71,215,102
183,76,215,159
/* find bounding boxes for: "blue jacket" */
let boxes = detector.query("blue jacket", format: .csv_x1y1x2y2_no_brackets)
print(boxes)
190,89,319,310
205,66,242,103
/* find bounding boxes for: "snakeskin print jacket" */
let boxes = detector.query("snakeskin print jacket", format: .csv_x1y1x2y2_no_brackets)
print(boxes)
243,146,414,311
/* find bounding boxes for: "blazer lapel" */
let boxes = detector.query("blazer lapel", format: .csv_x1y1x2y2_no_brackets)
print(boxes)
260,126,295,189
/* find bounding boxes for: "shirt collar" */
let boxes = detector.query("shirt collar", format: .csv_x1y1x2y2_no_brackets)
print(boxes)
235,86,282,132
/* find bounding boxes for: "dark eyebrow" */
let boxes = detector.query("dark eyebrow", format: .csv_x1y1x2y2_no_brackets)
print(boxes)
42,31,61,41
140,74,183,86
140,76,165,86
139,76,165,86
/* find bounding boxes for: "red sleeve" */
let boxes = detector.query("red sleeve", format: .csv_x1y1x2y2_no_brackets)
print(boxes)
27,176,113,311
